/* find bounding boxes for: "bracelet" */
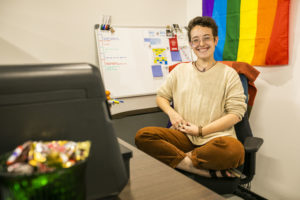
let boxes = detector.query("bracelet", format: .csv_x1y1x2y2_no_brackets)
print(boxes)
198,126,203,137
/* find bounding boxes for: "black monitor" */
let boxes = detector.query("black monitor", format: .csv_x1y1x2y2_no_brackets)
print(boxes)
0,63,128,199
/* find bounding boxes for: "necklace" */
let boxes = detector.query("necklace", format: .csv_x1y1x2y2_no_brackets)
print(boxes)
194,61,217,72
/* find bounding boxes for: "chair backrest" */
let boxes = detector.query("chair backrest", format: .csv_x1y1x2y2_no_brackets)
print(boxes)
239,74,248,104
234,74,253,144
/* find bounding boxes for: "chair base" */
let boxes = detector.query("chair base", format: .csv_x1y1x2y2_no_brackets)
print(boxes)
176,169,267,199
175,168,240,194
234,185,267,200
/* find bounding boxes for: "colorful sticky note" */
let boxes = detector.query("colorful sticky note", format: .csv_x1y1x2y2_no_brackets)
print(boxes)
171,51,182,62
151,65,163,77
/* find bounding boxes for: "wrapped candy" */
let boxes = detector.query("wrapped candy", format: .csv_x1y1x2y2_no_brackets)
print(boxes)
5,140,91,174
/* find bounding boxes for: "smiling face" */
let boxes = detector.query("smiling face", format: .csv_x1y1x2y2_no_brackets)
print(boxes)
190,25,218,61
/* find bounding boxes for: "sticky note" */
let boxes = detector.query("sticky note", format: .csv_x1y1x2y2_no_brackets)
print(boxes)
171,51,182,61
151,65,163,77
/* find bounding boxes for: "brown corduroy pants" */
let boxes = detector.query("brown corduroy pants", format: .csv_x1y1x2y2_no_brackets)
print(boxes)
135,127,245,170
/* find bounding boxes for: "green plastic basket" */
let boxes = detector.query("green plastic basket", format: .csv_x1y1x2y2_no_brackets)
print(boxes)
0,152,87,200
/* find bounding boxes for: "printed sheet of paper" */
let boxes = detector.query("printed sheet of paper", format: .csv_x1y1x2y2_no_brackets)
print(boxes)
171,51,182,61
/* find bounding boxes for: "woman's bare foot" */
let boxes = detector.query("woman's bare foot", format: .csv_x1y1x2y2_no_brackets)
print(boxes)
176,154,235,178
176,156,210,177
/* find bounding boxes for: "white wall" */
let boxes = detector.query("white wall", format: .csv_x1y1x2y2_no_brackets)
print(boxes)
250,1,300,199
186,0,299,199
0,0,187,65
1,0,300,199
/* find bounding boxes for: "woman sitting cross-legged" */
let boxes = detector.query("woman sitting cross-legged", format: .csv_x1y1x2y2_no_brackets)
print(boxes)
135,16,246,178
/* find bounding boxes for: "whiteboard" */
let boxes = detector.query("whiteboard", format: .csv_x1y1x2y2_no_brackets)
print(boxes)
95,26,194,98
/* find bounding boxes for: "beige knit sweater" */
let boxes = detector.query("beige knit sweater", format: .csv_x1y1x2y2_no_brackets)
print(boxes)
157,62,247,145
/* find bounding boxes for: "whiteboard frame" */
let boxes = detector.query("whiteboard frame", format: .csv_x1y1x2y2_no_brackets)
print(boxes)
94,25,193,98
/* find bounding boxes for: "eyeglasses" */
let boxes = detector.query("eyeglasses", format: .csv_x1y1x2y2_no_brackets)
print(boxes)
191,35,214,47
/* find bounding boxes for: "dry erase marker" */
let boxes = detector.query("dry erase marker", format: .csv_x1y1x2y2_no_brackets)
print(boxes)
108,99,124,104
115,99,124,103
101,15,105,30
108,100,119,104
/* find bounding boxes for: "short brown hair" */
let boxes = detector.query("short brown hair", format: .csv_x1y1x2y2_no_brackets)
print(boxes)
187,16,218,42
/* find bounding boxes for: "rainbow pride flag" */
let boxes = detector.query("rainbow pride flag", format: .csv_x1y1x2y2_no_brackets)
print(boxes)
202,0,290,66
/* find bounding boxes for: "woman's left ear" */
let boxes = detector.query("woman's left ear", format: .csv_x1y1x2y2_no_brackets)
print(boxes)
214,36,219,46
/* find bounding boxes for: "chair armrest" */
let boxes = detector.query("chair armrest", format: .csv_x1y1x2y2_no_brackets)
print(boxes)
244,137,263,153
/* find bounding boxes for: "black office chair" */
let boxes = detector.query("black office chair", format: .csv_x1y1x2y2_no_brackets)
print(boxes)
174,73,265,200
